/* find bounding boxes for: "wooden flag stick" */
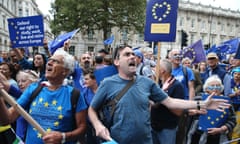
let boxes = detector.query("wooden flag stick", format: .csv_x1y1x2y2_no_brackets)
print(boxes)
0,89,46,136
155,42,161,84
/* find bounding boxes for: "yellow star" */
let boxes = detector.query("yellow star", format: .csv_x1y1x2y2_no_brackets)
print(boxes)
221,115,224,118
37,133,42,138
32,102,37,106
44,102,49,107
46,128,51,132
54,121,59,126
58,114,63,120
39,98,43,103
216,118,219,121
57,106,62,111
211,121,215,125
207,116,211,120
52,100,57,105
29,109,32,113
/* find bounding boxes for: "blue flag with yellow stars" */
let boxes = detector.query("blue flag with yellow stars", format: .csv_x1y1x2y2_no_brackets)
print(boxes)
181,39,206,64
198,94,230,131
7,15,44,48
48,28,79,54
144,0,178,42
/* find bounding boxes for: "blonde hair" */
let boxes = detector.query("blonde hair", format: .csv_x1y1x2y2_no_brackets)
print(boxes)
16,70,39,82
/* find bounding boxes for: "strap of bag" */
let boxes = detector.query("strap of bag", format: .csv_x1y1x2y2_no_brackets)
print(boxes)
106,77,135,117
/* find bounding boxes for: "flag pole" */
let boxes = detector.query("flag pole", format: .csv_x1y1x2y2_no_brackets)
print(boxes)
0,89,46,136
155,42,161,84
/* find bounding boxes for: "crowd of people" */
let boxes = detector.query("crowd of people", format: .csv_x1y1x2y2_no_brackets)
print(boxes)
0,41,237,144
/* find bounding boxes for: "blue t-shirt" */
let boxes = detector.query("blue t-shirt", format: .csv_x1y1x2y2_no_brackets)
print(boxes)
172,65,195,99
17,83,87,144
90,74,167,144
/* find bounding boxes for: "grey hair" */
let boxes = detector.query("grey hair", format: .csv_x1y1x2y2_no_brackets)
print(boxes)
203,75,224,92
54,49,75,74
160,59,172,73
182,57,192,64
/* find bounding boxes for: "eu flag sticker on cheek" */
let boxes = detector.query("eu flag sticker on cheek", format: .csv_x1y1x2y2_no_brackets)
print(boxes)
102,139,118,144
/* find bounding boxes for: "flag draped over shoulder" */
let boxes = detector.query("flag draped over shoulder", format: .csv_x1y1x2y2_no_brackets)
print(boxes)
48,28,80,54
104,35,114,45
181,39,206,64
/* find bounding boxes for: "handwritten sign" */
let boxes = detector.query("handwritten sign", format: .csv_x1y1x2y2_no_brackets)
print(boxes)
8,15,44,48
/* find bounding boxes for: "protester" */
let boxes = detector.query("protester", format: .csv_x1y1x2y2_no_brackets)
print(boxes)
0,49,87,144
151,59,184,144
82,68,100,144
0,70,39,141
168,49,195,100
0,62,18,88
88,45,230,144
13,48,47,82
203,52,226,83
187,75,236,144
182,57,203,95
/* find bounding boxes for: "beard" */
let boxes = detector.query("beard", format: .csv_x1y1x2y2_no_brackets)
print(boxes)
84,61,90,70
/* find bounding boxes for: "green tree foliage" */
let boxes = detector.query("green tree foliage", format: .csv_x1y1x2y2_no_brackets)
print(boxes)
50,0,146,40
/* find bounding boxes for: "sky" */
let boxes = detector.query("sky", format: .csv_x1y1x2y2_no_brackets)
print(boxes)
36,0,240,16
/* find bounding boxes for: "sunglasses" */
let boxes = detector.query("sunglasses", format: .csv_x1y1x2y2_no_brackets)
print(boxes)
207,85,222,91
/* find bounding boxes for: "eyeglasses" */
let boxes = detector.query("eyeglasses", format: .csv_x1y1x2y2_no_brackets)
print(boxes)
207,85,222,91
207,57,217,60
172,54,182,59
48,58,61,64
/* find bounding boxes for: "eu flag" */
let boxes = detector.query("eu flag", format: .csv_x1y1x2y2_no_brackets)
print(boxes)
104,35,114,45
181,39,206,64
198,94,230,131
144,0,178,42
48,28,79,54
234,42,240,59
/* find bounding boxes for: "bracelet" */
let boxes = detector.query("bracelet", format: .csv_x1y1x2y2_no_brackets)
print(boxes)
196,101,201,110
61,133,66,144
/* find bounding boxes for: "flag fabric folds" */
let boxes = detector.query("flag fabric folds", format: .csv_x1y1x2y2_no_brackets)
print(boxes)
198,94,230,131
104,35,114,45
181,39,206,64
94,65,118,85
48,28,80,54
234,42,240,59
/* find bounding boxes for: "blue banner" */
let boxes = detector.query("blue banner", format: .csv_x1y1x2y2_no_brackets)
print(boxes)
198,94,230,131
8,15,44,48
144,0,178,42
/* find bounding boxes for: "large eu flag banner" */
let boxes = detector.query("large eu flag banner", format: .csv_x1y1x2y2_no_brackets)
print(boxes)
144,0,178,42
198,94,230,131
8,15,44,48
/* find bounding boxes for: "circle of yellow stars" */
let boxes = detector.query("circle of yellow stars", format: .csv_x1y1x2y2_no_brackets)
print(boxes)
183,47,196,62
152,1,171,22
29,97,64,138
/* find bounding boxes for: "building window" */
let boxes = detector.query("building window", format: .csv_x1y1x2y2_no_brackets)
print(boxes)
25,9,29,16
87,29,94,41
69,46,75,56
19,8,23,17
179,17,184,26
190,33,194,44
191,19,195,28
2,16,6,30
201,20,205,29
88,46,94,52
122,28,128,41
138,34,144,42
221,24,224,31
